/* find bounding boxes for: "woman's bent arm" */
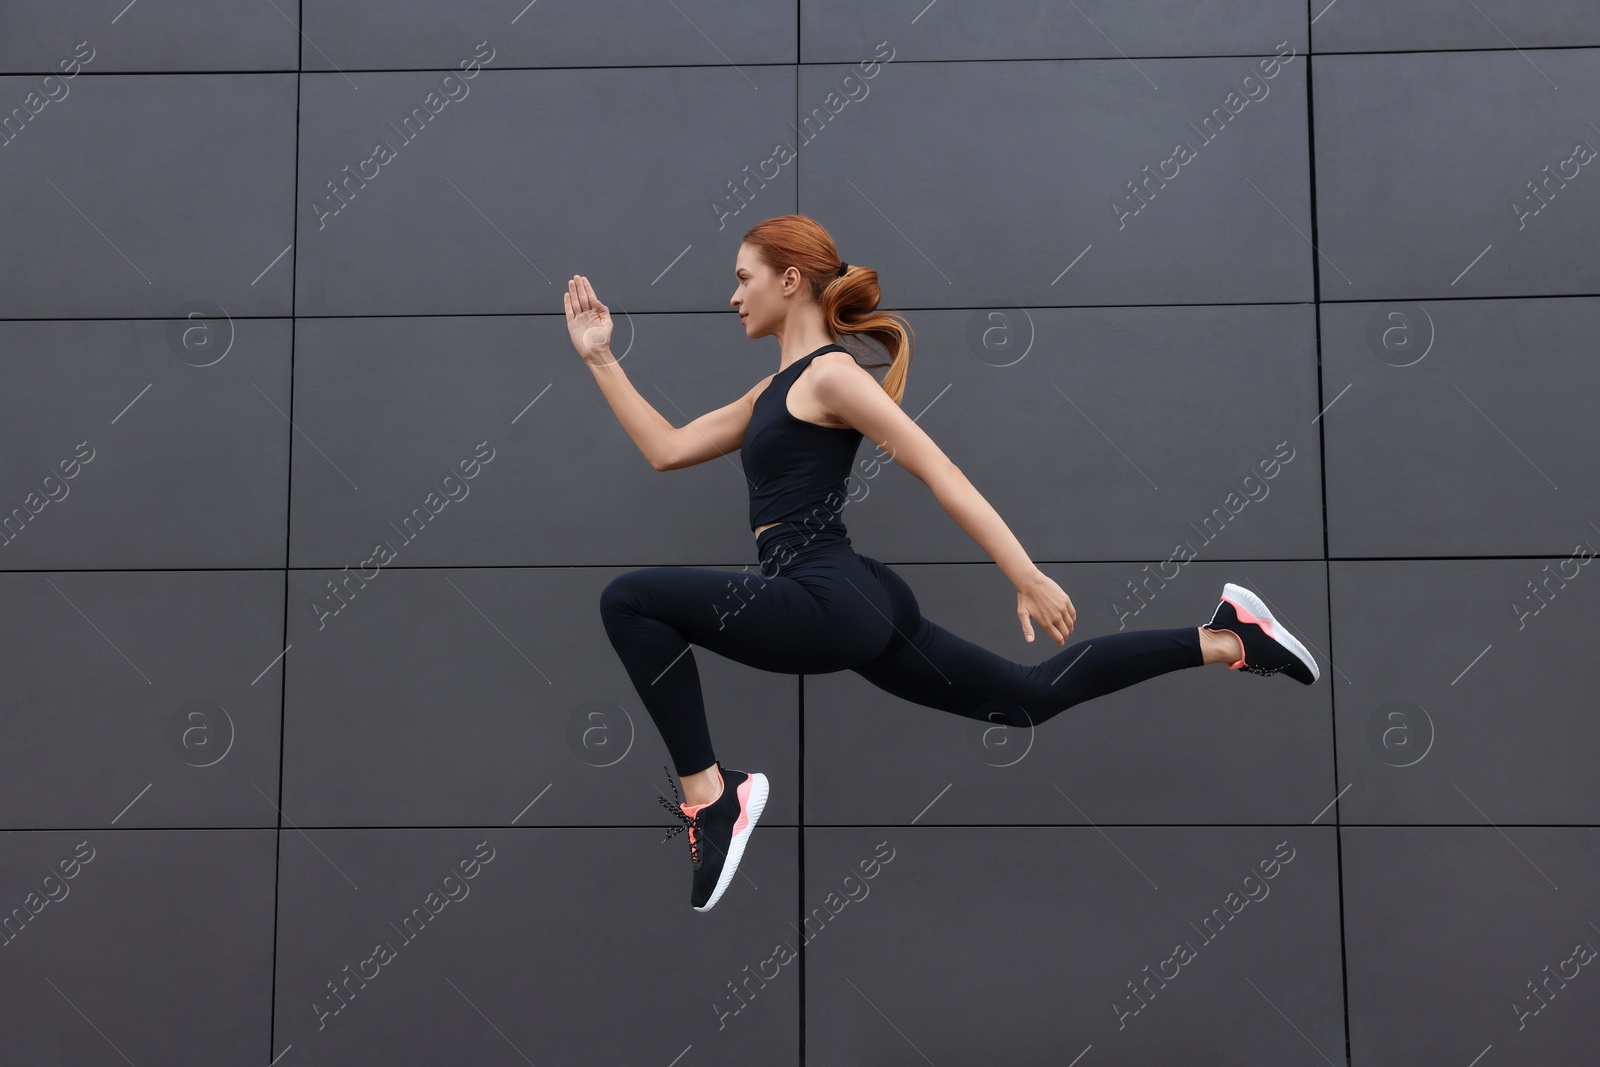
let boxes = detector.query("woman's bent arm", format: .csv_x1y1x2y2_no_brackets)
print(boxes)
568,276,755,471
588,353,763,471
587,354,677,470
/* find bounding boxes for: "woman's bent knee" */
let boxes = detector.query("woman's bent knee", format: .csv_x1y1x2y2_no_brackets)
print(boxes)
598,568,653,620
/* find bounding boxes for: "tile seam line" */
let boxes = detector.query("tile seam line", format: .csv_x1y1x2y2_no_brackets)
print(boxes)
264,13,302,1060
14,289,1600,324
11,41,1600,77
19,823,1594,831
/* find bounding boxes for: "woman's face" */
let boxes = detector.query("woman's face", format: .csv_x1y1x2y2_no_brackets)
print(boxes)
730,242,791,339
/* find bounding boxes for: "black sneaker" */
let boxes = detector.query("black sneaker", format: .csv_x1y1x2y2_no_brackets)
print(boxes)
1203,582,1319,684
657,761,769,912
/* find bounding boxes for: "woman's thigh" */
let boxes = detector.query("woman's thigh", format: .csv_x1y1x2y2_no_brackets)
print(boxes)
600,553,896,675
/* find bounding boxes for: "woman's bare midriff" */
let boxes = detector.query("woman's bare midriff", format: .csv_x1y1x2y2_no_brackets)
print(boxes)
753,521,781,538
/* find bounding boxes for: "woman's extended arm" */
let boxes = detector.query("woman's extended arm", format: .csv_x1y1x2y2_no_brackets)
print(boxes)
813,353,1078,646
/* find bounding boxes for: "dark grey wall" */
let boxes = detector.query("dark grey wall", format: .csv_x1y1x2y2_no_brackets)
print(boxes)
1,2,1597,1064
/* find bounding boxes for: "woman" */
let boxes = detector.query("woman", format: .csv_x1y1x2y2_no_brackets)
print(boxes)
568,215,1319,913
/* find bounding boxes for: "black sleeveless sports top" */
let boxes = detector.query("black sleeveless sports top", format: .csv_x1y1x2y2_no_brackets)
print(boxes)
741,343,864,532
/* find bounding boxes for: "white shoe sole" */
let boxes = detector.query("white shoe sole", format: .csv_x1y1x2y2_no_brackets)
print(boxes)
696,772,769,913
1222,582,1320,683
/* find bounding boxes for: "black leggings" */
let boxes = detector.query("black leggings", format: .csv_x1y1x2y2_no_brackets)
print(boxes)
598,523,1206,777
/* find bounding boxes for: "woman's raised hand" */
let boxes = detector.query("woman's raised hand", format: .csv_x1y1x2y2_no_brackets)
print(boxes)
564,274,614,364
1016,569,1077,647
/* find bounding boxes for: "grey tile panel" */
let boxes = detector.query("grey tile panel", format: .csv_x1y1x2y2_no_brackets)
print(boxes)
292,64,798,317
1341,826,1600,1065
270,827,800,1064
805,825,1343,1065
0,74,298,318
0,570,285,829
0,829,275,1064
798,52,1314,309
0,2,298,73
1314,0,1600,53
803,0,1306,61
1330,559,1600,824
1311,49,1600,300
1319,297,1600,558
302,0,796,70
0,318,291,569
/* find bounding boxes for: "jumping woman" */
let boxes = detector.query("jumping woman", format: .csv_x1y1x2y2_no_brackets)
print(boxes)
567,214,1319,913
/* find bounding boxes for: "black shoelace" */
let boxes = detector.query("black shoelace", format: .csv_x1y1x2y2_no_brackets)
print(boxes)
657,764,702,869
1240,662,1286,677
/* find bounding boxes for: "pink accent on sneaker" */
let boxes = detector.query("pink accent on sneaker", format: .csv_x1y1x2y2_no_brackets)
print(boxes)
1217,594,1276,670
731,776,753,837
